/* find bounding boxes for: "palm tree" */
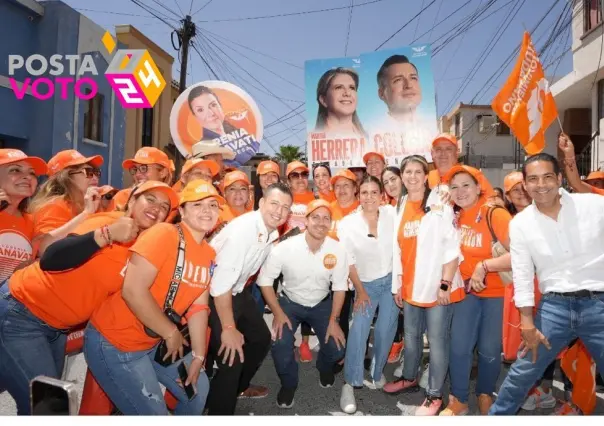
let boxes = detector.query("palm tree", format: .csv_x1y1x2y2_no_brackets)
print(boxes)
273,144,307,164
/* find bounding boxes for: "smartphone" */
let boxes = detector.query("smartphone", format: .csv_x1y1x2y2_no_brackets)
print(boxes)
177,362,196,401
30,376,78,415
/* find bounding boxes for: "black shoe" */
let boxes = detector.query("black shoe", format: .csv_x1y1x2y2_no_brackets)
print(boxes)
277,387,295,409
264,306,272,314
319,370,335,388
364,357,371,371
333,361,344,375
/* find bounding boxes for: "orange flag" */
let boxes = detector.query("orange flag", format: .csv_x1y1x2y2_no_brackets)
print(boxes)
492,31,558,155
560,340,597,415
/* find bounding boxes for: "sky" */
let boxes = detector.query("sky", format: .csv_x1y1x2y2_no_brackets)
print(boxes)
61,0,573,156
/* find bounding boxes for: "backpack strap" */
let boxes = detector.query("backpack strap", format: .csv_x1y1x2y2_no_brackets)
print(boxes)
486,206,505,244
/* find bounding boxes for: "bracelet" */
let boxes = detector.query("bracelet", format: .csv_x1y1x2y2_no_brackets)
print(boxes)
105,225,113,247
482,261,489,274
191,351,205,362
223,324,235,331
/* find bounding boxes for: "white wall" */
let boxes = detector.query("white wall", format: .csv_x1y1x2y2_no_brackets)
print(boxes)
457,107,515,157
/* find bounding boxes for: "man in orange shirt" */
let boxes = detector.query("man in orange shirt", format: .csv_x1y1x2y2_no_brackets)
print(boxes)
558,133,604,196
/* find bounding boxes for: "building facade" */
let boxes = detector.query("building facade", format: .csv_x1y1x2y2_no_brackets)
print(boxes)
0,0,127,187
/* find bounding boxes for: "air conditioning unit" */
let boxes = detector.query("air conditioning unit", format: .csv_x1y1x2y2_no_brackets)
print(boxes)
478,114,496,133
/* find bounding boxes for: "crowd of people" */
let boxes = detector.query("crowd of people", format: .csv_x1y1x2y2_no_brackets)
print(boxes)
0,131,603,416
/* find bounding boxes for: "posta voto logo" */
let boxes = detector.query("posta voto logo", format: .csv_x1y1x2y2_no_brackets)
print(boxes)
7,31,166,109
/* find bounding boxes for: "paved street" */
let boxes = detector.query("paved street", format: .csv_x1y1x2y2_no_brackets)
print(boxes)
2,315,603,415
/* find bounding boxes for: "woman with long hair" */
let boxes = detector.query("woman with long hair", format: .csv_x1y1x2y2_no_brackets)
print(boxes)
0,181,178,415
84,180,222,415
338,175,398,414
440,165,512,416
29,150,103,256
383,155,463,416
188,85,241,140
0,149,47,284
314,68,366,137
313,163,335,202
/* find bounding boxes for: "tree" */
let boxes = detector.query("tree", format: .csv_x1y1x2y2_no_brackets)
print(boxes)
273,144,307,164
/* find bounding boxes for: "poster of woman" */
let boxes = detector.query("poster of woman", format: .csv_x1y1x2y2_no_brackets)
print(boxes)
170,81,264,166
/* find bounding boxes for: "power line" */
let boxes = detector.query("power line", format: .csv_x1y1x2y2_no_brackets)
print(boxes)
344,0,354,56
190,41,220,79
265,105,305,128
149,0,182,19
130,0,179,29
192,0,213,16
426,0,444,41
410,0,474,44
74,8,158,18
199,0,388,23
412,0,426,41
374,0,437,50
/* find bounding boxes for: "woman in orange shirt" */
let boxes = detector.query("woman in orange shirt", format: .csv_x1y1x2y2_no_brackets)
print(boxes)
84,180,222,415
219,170,252,223
440,165,513,416
0,150,47,284
382,166,403,208
29,149,104,256
313,163,335,202
284,161,316,233
0,181,177,415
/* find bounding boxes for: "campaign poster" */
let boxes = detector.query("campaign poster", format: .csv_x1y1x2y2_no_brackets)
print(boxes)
305,44,438,169
170,81,263,166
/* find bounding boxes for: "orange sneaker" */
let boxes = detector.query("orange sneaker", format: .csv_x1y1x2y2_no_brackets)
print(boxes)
299,341,312,363
477,394,493,415
439,395,469,416
388,341,404,364
553,402,581,415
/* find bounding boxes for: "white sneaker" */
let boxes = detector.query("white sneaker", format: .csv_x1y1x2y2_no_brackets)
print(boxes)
521,386,557,411
363,374,386,390
419,363,430,389
340,384,357,414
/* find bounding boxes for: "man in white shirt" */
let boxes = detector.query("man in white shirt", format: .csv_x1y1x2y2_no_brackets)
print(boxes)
490,153,604,415
257,199,348,409
205,182,293,415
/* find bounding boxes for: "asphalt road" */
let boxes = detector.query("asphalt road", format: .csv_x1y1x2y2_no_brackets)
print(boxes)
2,315,603,416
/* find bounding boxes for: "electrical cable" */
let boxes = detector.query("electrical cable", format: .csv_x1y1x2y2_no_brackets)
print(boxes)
374,0,437,50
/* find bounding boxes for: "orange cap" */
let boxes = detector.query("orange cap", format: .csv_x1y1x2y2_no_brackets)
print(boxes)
585,171,604,182
169,160,176,172
122,147,171,170
131,181,180,211
330,169,357,186
112,188,132,211
181,158,220,177
98,185,118,197
223,170,250,189
180,179,226,206
0,149,47,175
442,164,482,185
286,161,309,176
305,199,333,217
504,171,524,193
362,152,386,165
431,133,458,148
257,160,280,176
47,150,103,176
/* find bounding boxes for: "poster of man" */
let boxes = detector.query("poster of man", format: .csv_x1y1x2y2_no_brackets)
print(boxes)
170,80,264,166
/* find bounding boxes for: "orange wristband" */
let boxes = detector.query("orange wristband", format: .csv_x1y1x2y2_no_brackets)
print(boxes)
185,304,210,320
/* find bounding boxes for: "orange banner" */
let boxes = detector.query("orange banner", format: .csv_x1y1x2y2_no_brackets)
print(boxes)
561,340,597,415
492,31,558,155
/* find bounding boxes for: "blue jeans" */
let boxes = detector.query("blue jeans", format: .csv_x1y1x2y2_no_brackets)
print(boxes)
271,294,345,389
84,324,209,415
402,301,452,397
490,292,604,415
0,286,66,415
250,283,266,315
344,273,399,386
449,294,503,403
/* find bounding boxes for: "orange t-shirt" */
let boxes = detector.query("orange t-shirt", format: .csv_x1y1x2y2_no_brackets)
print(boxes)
284,191,316,232
328,200,360,240
591,185,604,196
9,212,132,329
0,211,35,283
397,200,425,305
318,190,336,203
90,223,215,352
32,198,76,238
458,201,511,298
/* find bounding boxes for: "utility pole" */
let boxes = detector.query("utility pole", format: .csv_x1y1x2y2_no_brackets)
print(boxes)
465,141,470,166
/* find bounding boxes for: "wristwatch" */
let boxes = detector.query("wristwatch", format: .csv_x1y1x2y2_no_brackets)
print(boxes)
440,280,451,291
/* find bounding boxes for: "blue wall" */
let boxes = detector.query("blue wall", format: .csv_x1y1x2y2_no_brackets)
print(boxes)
0,0,126,188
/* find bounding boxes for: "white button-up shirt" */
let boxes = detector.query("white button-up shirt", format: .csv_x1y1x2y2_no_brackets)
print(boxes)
337,205,395,282
257,233,349,307
510,189,604,308
210,211,279,297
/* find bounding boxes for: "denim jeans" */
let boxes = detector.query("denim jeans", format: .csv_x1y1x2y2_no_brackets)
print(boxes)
344,273,399,386
449,294,503,403
250,283,266,315
402,301,452,397
271,294,345,389
0,286,66,415
490,292,604,415
84,324,209,415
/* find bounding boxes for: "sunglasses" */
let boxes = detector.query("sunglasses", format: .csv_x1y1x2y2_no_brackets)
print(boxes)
129,164,161,175
69,168,101,179
102,192,116,201
289,171,309,180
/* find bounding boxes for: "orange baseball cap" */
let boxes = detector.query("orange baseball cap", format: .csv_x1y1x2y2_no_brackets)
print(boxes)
431,133,458,148
181,158,220,177
98,185,118,197
131,181,180,211
257,160,280,176
0,149,47,175
330,169,357,186
362,152,386,165
180,179,226,206
585,171,604,182
223,170,250,189
122,147,171,170
286,161,309,176
504,171,524,193
305,199,333,217
47,149,103,176
442,164,483,185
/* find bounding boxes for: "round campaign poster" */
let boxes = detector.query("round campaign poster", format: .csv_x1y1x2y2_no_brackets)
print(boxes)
170,81,263,166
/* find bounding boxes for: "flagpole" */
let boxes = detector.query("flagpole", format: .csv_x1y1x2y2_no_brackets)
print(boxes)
557,115,564,133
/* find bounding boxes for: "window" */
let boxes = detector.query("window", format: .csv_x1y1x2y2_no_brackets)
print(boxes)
584,0,602,33
83,91,104,141
496,120,511,135
141,107,154,147
598,79,604,121
454,113,461,137
478,114,496,134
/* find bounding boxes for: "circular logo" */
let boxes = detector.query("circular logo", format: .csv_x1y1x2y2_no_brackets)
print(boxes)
323,254,337,270
170,80,263,166
0,230,33,283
